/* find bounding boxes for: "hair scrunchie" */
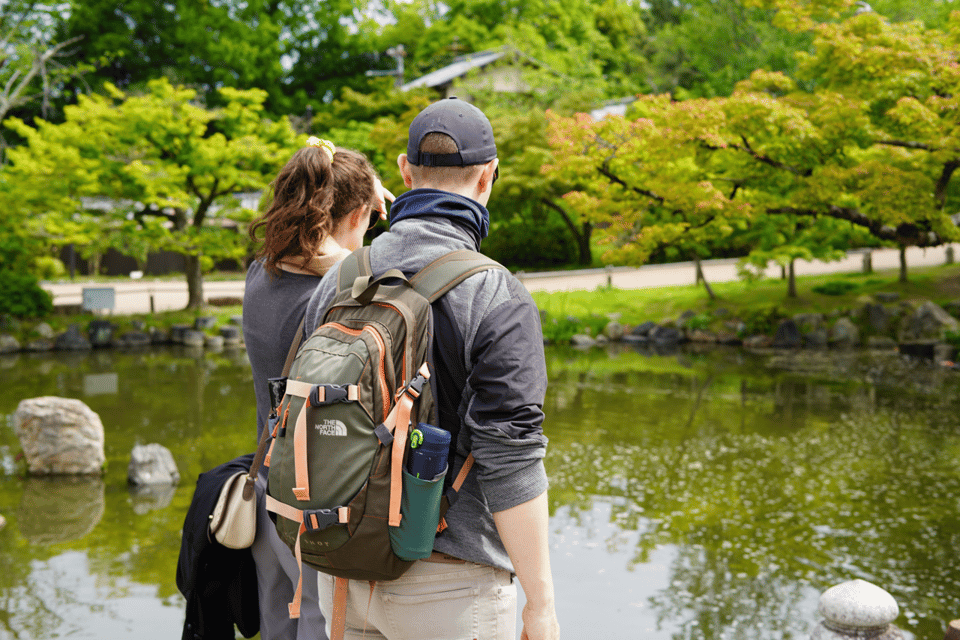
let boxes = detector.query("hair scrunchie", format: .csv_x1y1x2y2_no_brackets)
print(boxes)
306,136,336,162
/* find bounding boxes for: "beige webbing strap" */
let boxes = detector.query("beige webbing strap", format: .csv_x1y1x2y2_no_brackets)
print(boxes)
264,494,349,620
451,453,474,492
331,577,349,640
388,392,413,527
291,399,312,501
289,382,359,502
437,453,475,534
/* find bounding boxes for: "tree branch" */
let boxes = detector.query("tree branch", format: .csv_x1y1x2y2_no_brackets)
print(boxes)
877,139,934,151
0,35,84,121
596,162,664,203
767,205,941,247
935,159,960,209
541,197,583,241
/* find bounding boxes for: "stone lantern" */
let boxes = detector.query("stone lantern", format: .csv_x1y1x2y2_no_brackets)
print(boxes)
811,579,903,640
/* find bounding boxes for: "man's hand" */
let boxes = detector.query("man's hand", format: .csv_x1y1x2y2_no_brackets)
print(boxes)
520,602,560,640
493,492,560,640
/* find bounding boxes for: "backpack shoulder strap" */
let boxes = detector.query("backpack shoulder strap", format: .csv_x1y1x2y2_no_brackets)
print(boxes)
409,250,507,302
337,246,374,293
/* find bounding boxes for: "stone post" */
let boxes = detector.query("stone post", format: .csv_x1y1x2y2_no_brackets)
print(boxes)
946,246,955,266
862,250,873,274
811,579,903,639
606,264,613,288
944,619,960,640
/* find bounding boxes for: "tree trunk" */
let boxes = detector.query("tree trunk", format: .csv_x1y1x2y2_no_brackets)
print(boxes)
899,245,908,284
787,259,797,298
184,254,204,309
694,256,716,300
541,198,592,266
576,221,593,266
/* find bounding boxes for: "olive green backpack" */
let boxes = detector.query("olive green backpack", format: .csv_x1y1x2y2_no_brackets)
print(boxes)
259,247,503,632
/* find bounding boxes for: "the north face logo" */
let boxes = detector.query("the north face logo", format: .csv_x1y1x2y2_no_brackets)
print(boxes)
314,419,347,436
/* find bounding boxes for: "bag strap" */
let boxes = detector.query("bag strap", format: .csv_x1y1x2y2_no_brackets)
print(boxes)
337,246,374,293
281,317,305,378
337,246,505,302
409,249,506,302
244,317,307,492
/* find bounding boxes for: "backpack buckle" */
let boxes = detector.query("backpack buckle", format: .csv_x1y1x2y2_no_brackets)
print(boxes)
310,384,349,406
405,374,427,399
302,508,342,532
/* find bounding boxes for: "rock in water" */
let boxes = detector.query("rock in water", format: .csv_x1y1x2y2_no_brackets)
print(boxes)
127,443,180,486
13,397,105,475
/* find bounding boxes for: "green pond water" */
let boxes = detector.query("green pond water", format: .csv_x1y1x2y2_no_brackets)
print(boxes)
0,344,958,639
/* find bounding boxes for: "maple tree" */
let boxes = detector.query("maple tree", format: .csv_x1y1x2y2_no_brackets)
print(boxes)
4,79,296,308
547,0,960,293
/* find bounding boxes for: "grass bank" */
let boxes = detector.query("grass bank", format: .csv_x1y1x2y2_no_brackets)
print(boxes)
532,263,960,342
14,262,960,345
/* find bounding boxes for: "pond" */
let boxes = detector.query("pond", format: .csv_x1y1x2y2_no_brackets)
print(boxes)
0,344,958,640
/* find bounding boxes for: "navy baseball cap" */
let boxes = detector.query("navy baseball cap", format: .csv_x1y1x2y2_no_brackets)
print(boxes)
407,97,497,166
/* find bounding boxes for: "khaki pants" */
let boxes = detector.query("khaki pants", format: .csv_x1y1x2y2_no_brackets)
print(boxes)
317,559,517,640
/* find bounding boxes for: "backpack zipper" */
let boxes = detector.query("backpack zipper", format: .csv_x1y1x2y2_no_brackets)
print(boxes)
327,323,390,421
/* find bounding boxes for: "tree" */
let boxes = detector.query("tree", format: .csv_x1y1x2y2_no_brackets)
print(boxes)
546,1,960,291
748,0,960,281
642,0,812,99
5,79,297,308
0,1,89,154
58,0,383,117
547,100,761,298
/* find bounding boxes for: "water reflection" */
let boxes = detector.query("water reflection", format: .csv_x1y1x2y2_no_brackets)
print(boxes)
544,346,960,639
0,345,957,639
18,477,105,544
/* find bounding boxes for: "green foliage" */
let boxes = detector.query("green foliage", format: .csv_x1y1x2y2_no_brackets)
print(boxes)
0,270,52,319
540,311,609,344
547,2,960,289
59,0,381,116
812,280,859,296
482,207,577,269
644,0,811,98
0,0,90,131
33,256,67,280
739,305,783,336
3,78,297,308
686,312,713,331
944,329,960,351
541,314,585,344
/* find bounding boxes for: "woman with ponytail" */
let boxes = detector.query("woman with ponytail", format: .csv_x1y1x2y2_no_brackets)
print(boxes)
242,137,391,640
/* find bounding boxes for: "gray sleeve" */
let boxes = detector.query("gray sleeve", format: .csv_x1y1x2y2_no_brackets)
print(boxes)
462,277,549,513
303,263,341,336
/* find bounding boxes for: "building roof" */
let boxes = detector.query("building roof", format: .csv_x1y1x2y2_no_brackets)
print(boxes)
400,49,506,92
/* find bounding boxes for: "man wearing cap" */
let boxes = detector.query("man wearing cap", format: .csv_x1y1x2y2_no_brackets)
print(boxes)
302,97,559,640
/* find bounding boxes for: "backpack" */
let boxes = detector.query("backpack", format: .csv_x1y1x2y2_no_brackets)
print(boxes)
258,247,504,625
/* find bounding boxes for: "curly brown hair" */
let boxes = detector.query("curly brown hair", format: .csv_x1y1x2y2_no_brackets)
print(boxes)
248,145,378,274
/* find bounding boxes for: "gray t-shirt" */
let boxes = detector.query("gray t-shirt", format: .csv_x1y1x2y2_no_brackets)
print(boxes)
242,260,324,443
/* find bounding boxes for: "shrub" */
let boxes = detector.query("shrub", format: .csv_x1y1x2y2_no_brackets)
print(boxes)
945,329,960,351
0,270,53,319
740,305,783,336
483,214,577,269
34,256,67,280
686,313,713,331
812,281,859,296
540,313,608,344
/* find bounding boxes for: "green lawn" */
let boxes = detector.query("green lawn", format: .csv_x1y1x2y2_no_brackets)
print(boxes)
532,263,960,330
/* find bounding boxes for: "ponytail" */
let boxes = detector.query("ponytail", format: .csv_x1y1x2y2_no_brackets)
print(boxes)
249,140,378,274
